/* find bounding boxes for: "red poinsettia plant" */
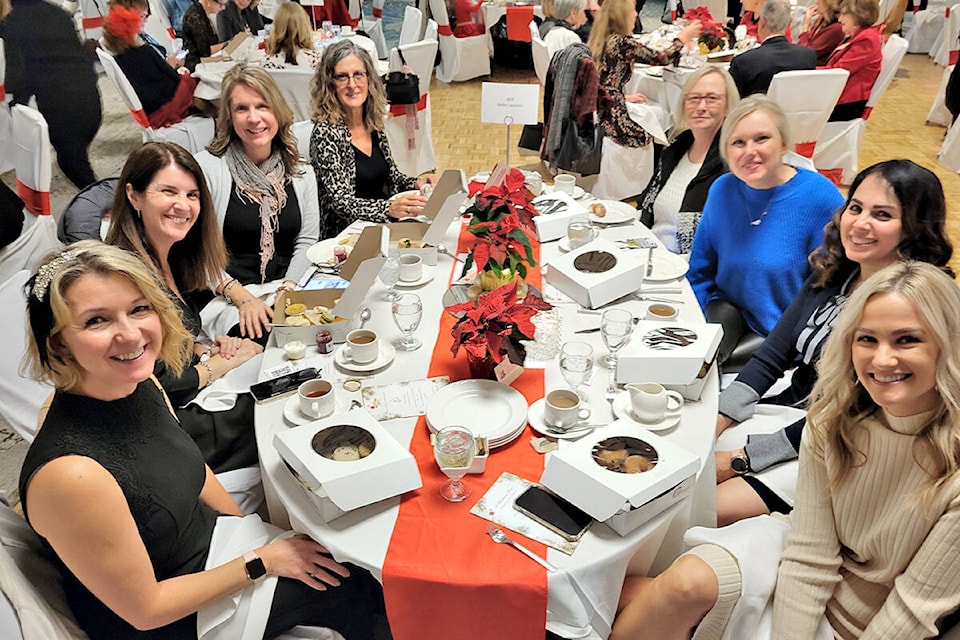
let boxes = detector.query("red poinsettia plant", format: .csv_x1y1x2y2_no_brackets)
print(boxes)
463,168,538,279
447,280,552,365
683,6,728,51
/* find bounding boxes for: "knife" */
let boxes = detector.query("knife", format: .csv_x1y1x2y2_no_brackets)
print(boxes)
645,247,654,278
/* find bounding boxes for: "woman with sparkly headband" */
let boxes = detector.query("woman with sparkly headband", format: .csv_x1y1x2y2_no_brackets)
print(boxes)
20,241,389,640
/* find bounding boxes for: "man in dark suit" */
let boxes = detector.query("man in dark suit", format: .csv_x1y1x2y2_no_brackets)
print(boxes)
728,0,816,97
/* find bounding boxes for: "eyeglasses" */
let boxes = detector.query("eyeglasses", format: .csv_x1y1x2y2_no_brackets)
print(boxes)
684,94,724,107
333,71,369,86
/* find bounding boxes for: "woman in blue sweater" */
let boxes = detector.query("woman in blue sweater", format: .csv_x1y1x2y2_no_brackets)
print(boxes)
714,159,954,525
687,95,844,366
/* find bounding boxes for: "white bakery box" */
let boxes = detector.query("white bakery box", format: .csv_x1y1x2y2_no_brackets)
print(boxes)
274,409,422,522
615,320,723,401
531,191,590,242
544,238,645,309
275,226,387,346
540,423,699,536
384,169,468,266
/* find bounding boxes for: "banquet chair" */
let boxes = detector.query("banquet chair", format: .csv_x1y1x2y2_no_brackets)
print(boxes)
424,18,438,41
530,21,549,86
813,34,908,185
383,38,438,176
348,0,388,59
938,118,960,172
932,3,960,67
927,65,955,127
145,0,178,48
399,5,423,45
78,0,108,41
292,120,314,159
10,104,52,217
429,0,490,82
906,7,945,53
0,38,12,175
766,68,848,158
265,67,315,123
96,48,215,154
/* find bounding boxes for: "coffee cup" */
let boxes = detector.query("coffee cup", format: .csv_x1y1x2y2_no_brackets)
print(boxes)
645,303,679,322
544,389,591,430
567,219,598,250
398,254,423,282
626,382,683,424
554,174,576,195
298,379,336,419
342,329,379,363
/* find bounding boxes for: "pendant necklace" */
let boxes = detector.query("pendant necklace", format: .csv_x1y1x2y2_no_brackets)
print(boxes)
749,188,779,226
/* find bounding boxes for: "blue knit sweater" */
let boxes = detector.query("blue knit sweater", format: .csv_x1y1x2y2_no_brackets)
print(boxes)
688,168,843,336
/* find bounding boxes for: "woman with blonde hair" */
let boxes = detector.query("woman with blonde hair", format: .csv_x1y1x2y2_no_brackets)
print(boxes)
262,2,322,69
613,260,960,640
309,40,433,239
197,65,319,342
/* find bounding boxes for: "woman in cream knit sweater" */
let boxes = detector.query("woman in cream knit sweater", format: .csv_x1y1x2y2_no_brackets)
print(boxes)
611,261,960,640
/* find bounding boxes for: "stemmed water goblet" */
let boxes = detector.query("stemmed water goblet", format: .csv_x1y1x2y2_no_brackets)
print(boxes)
379,255,400,302
434,425,476,502
600,308,634,369
392,293,423,351
559,341,594,398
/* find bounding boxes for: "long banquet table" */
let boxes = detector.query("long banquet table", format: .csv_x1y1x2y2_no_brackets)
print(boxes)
253,199,718,640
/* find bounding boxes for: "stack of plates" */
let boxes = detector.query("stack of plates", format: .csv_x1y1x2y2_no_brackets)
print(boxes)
425,380,528,448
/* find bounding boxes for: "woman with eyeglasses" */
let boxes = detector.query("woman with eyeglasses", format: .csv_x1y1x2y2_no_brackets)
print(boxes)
309,40,434,240
637,66,739,254
181,0,227,71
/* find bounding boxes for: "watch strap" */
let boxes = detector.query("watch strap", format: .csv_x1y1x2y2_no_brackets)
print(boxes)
731,450,751,475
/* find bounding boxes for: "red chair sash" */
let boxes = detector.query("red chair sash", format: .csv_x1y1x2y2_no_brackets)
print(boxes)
16,179,51,216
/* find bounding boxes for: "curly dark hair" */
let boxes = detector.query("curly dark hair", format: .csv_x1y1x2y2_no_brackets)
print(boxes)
809,159,954,288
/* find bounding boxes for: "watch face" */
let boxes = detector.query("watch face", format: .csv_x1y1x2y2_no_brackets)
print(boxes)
246,556,267,580
731,456,749,474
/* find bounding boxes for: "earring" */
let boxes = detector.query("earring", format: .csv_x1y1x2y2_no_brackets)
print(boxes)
135,208,141,219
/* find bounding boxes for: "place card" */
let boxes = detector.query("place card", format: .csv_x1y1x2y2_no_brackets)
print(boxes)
360,376,451,421
480,83,540,125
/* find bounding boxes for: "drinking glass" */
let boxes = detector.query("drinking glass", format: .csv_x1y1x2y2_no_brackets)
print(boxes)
392,293,423,351
559,341,593,397
600,308,634,369
434,426,476,502
379,255,400,301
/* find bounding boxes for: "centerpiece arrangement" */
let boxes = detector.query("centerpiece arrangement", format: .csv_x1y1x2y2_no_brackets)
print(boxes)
683,7,728,54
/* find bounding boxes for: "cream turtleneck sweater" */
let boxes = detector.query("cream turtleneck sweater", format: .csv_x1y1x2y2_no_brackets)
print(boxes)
771,409,960,639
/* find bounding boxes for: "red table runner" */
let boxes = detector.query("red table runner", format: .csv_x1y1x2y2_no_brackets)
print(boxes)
382,228,548,640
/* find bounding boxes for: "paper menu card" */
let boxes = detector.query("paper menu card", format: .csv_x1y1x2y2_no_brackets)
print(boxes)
360,376,450,421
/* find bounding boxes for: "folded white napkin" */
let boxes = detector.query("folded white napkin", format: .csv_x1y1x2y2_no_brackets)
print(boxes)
200,282,279,343
187,354,264,412
626,102,669,145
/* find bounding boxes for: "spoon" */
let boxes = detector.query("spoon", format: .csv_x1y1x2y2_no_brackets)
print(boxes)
357,306,371,328
436,243,465,263
487,526,556,571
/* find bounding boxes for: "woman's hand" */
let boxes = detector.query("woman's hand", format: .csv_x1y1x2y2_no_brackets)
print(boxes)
716,413,737,438
389,193,429,219
677,20,702,48
166,54,184,69
415,174,437,191
715,450,736,483
802,4,819,31
258,535,352,591
625,93,648,104
237,296,273,340
211,336,262,363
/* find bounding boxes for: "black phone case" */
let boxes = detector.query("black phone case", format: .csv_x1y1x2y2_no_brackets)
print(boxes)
249,368,320,403
514,486,592,541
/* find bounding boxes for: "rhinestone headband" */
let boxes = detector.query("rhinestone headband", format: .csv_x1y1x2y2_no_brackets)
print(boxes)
32,248,84,301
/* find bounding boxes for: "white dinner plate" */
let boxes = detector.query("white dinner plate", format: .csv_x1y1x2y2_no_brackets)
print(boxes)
333,342,397,373
611,392,681,432
306,238,350,266
394,265,435,288
644,253,690,282
589,200,637,225
425,379,528,447
282,392,351,426
527,398,598,440
543,185,586,200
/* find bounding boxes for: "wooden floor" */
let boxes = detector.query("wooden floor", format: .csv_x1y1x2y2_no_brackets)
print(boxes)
428,54,960,274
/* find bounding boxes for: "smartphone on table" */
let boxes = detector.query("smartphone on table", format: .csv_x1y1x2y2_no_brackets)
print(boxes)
514,485,593,541
249,367,320,403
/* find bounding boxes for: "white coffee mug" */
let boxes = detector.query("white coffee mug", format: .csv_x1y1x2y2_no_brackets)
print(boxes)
645,303,679,322
298,379,336,419
567,219,598,250
626,382,683,423
398,254,423,282
544,389,591,430
342,329,379,363
554,174,576,195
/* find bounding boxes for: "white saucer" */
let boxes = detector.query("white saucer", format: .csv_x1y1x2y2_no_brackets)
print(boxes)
282,392,351,426
611,392,681,432
558,237,572,253
545,185,586,200
394,265,435,288
333,342,397,372
589,200,637,225
527,398,597,440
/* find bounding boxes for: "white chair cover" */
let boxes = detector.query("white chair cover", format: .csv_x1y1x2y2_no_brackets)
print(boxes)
424,18,438,41
592,138,654,201
10,105,52,217
766,68,848,158
429,0,490,83
96,48,215,154
928,65,955,127
359,17,389,59
78,0,108,40
933,3,960,66
264,67,315,123
0,39,11,176
147,0,177,42
399,5,423,45
531,22,549,86
291,120,314,159
907,7,946,54
383,39,438,176
863,34,908,118
939,120,960,172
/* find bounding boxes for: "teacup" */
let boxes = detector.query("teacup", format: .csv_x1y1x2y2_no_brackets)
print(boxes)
567,219,598,250
398,254,423,282
554,174,576,196
626,382,683,424
342,329,379,364
298,379,336,419
645,303,679,322
544,389,591,430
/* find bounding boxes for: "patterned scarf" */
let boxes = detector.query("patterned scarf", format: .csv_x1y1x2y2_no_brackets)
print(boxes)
225,143,288,283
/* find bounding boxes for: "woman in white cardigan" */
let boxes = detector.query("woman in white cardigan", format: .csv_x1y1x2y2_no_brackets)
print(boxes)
196,65,319,342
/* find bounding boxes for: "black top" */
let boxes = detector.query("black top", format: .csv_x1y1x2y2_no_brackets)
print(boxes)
114,44,181,116
217,0,267,41
223,180,301,284
19,381,217,639
728,35,817,98
353,131,390,200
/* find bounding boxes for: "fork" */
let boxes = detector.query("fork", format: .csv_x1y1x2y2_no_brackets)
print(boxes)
605,370,619,418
